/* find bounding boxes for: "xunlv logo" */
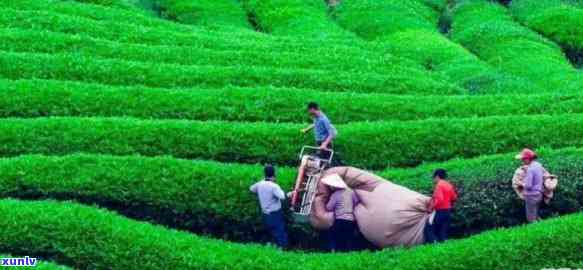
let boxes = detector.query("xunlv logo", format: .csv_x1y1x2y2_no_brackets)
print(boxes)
0,256,37,267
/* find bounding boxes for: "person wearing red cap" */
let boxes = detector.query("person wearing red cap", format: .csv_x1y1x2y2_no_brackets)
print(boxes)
516,148,544,223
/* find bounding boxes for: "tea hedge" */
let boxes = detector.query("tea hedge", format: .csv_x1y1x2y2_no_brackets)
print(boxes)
151,0,251,29
0,51,460,95
451,0,583,92
1,199,583,270
2,7,451,83
2,115,583,168
0,8,369,55
510,0,583,65
4,79,583,123
333,0,528,94
241,0,355,39
0,28,416,76
0,148,582,247
334,0,439,40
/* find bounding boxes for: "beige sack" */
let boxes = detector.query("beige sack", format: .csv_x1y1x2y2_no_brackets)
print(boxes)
310,167,431,248
511,165,558,204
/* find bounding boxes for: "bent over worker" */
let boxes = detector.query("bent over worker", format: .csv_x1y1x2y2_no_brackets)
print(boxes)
426,169,457,243
250,165,289,248
323,174,360,252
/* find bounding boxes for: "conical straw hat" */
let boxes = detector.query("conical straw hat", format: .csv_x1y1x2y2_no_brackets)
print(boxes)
321,174,348,189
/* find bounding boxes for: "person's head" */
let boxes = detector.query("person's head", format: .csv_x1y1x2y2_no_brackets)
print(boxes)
432,169,448,183
264,164,276,181
307,102,321,117
515,148,537,165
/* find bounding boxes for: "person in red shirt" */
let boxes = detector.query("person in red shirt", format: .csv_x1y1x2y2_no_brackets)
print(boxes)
427,169,458,243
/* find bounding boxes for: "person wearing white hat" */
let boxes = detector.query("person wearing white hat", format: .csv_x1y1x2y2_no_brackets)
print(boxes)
323,174,359,252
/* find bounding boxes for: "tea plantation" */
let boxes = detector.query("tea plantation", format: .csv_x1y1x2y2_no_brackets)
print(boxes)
0,0,582,269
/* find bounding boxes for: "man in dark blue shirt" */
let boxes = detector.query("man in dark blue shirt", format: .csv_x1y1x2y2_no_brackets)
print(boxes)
302,102,338,160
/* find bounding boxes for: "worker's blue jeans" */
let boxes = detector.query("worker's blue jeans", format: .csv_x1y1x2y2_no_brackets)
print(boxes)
262,209,289,248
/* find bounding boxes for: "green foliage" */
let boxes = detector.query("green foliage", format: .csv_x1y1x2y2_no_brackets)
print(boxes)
451,0,583,91
334,0,529,94
0,51,459,95
334,0,440,40
152,0,252,29
3,79,583,123
0,148,582,248
2,115,583,168
510,0,583,65
241,0,354,39
0,28,418,77
2,199,583,269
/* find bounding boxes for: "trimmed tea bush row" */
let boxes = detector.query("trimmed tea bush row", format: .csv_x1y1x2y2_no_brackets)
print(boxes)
0,9,445,83
0,51,460,95
451,0,583,92
334,0,440,40
3,79,583,123
1,115,583,168
0,28,418,76
241,0,355,40
70,0,136,9
151,0,251,29
1,148,582,246
1,199,583,270
0,7,368,55
334,0,538,94
510,0,583,66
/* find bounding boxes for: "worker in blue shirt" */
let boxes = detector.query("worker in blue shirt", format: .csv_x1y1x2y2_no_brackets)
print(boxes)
301,102,338,162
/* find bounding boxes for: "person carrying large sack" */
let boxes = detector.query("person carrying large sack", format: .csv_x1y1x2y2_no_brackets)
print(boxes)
308,166,432,248
512,149,558,223
322,174,360,252
425,169,457,243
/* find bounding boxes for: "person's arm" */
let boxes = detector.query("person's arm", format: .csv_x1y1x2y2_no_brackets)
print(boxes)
326,192,337,212
301,124,314,134
273,184,286,201
250,182,260,193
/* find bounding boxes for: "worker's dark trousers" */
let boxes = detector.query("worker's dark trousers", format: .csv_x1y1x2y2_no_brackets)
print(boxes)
262,210,289,248
316,141,343,166
424,209,452,244
433,209,452,243
330,219,356,252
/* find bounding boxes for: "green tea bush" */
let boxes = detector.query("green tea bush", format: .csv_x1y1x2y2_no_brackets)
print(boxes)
1,199,583,270
0,28,416,75
0,7,362,53
2,115,583,168
3,79,583,123
510,0,583,67
0,51,460,95
241,0,354,39
334,0,439,40
151,0,251,29
334,0,529,93
1,148,582,247
451,0,583,91
0,9,449,84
